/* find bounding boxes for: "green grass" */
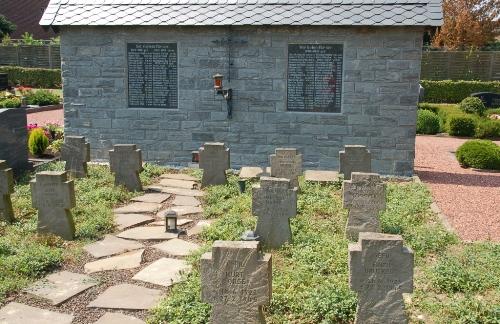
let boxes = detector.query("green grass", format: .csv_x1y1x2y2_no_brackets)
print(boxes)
0,161,165,303
150,176,499,323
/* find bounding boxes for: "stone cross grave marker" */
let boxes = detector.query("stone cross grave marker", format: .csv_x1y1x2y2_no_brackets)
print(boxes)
30,171,76,240
252,177,297,248
109,144,143,191
269,148,302,188
343,172,386,241
201,241,272,324
349,232,413,324
0,160,15,222
61,136,90,178
199,142,230,188
339,145,371,180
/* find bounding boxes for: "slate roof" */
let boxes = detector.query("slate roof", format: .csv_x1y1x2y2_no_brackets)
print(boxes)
40,0,443,27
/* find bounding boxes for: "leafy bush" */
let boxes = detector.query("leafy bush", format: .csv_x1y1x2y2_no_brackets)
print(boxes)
47,138,63,154
25,89,60,106
0,97,21,108
448,116,476,137
28,128,49,156
0,66,61,88
456,140,500,170
475,120,500,139
417,103,439,114
421,80,500,103
459,97,486,116
417,110,441,134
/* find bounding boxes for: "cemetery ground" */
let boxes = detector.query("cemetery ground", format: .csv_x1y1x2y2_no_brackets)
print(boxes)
1,163,499,323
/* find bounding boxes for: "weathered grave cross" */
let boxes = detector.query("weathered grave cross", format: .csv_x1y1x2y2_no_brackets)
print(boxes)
339,145,371,180
199,142,230,188
30,171,76,240
270,148,302,188
0,160,15,222
252,177,297,248
109,144,143,191
61,136,90,178
343,172,386,241
349,233,413,324
201,241,271,324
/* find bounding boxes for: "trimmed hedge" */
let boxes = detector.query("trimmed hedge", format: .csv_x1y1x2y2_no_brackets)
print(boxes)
448,116,476,137
421,80,500,104
459,97,486,116
456,140,500,170
417,109,440,134
0,66,61,89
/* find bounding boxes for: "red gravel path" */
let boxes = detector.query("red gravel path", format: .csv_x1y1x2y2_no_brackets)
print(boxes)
415,135,500,242
26,108,64,127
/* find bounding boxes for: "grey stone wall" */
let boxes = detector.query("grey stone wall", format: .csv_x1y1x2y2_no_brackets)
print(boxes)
60,26,423,176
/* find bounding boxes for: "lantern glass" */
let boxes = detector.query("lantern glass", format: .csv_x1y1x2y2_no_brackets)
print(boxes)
213,74,223,89
165,211,178,233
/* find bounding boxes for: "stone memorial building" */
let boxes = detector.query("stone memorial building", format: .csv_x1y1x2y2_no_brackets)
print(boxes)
41,0,442,176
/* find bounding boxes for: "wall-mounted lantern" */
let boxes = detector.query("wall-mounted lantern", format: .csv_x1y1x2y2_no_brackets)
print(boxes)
165,210,178,233
213,73,233,119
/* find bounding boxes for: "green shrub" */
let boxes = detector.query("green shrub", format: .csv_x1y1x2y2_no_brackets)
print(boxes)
417,110,441,134
28,128,49,156
0,66,61,88
475,120,500,139
448,116,476,137
26,89,60,106
0,97,21,108
421,80,500,103
456,140,500,170
459,97,486,116
418,103,439,114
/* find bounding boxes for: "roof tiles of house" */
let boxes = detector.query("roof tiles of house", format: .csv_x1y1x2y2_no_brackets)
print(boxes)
40,0,443,27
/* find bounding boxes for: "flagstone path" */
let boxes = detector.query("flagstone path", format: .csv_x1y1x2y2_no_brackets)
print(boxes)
0,173,210,323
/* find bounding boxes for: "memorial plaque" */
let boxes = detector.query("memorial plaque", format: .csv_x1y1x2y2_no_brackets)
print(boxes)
127,43,178,109
287,44,343,113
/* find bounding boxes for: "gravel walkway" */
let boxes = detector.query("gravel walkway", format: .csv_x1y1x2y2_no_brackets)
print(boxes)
26,108,64,126
415,135,500,242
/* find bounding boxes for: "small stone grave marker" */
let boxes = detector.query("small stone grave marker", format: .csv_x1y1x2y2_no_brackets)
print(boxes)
270,148,302,188
252,177,297,248
199,142,230,187
30,171,75,240
201,241,272,324
60,136,90,178
0,160,15,222
343,172,386,241
109,144,143,191
339,145,371,180
349,232,413,324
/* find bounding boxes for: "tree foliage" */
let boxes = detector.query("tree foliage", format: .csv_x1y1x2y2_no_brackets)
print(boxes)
432,0,499,50
0,15,16,37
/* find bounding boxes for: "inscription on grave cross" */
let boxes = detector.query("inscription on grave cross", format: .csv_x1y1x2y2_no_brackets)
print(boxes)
30,171,76,240
0,160,15,222
201,241,272,324
252,177,297,248
339,145,371,180
269,148,302,188
61,136,90,178
349,233,413,324
199,142,230,188
109,144,143,191
343,172,386,241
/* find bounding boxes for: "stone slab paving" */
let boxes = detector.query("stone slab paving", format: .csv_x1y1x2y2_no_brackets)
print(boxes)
304,170,340,182
160,173,197,181
239,166,269,179
187,220,213,236
94,312,145,324
131,193,171,204
0,302,74,324
132,257,191,287
84,235,145,258
25,271,97,305
159,187,204,197
172,195,200,206
151,218,193,226
88,284,162,310
117,226,179,241
84,249,144,274
156,206,203,218
114,213,155,231
152,238,201,257
159,178,197,189
113,202,161,214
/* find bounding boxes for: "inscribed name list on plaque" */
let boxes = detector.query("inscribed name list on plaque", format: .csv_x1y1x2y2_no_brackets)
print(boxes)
201,241,272,324
269,148,302,189
349,233,414,324
252,177,297,248
0,160,15,222
30,171,76,240
127,43,178,109
287,44,343,113
339,145,372,180
61,136,90,178
343,172,386,241
109,144,143,192
199,142,230,188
